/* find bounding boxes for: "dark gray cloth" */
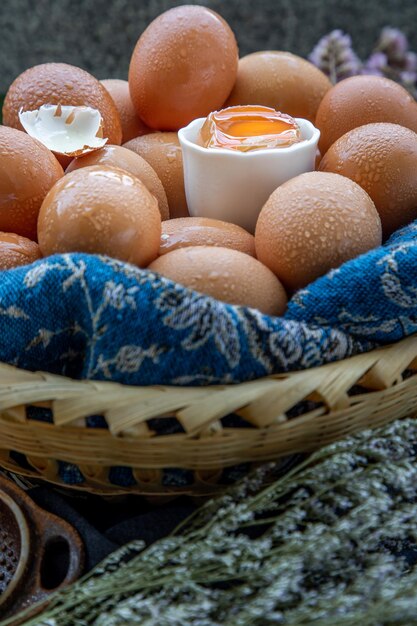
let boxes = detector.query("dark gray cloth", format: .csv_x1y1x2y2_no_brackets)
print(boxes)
0,0,416,93
29,486,197,571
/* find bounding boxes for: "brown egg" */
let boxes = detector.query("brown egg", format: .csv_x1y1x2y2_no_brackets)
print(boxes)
38,165,161,267
225,51,332,123
319,123,417,238
56,154,74,170
255,172,382,291
159,217,255,256
3,63,122,146
315,75,417,155
66,145,169,221
0,232,41,269
0,126,64,240
148,246,287,316
124,133,188,218
128,5,238,130
101,79,150,143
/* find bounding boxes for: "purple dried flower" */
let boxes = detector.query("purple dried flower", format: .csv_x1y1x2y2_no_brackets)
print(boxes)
377,26,409,63
309,26,417,101
362,51,388,77
400,71,417,93
405,51,417,73
309,30,362,84
360,27,417,99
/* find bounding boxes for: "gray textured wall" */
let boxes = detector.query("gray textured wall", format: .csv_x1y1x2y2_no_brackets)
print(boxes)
0,0,416,92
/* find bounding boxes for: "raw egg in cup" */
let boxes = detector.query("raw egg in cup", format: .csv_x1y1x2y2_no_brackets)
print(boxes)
178,105,320,233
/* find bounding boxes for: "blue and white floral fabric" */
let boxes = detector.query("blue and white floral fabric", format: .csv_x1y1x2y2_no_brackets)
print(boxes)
0,221,417,385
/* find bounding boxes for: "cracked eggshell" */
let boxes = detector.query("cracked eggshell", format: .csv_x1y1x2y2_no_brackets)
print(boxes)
3,62,122,145
19,104,108,157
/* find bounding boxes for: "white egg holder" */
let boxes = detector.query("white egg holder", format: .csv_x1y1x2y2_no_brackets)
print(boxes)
179,117,320,233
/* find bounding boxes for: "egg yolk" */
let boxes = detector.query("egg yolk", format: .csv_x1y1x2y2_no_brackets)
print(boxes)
199,105,302,151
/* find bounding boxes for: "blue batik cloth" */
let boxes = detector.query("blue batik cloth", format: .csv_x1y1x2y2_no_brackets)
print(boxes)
0,221,416,386
2,220,417,486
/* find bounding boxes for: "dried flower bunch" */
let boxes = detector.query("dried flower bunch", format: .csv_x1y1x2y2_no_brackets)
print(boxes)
11,418,417,626
309,26,417,99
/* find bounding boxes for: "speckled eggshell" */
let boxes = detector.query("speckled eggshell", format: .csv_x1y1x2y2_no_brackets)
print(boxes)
129,5,238,130
148,246,287,316
38,165,161,267
124,132,188,218
159,217,255,256
315,75,417,155
225,51,332,123
255,171,382,291
319,123,417,238
0,232,41,269
66,145,170,221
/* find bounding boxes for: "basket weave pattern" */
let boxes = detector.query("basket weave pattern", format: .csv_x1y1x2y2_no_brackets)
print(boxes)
0,334,416,495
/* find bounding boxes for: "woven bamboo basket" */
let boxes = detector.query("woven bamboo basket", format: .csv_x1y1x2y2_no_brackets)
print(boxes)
0,333,416,496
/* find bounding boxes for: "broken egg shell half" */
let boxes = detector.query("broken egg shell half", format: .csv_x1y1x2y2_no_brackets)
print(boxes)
178,116,320,233
18,104,108,157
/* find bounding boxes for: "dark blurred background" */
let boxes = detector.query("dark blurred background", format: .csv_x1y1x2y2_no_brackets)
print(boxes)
0,0,416,91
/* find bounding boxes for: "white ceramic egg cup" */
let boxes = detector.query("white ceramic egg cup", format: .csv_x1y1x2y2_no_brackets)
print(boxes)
178,117,320,233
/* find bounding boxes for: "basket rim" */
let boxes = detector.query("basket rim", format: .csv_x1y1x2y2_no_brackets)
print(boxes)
0,333,416,495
